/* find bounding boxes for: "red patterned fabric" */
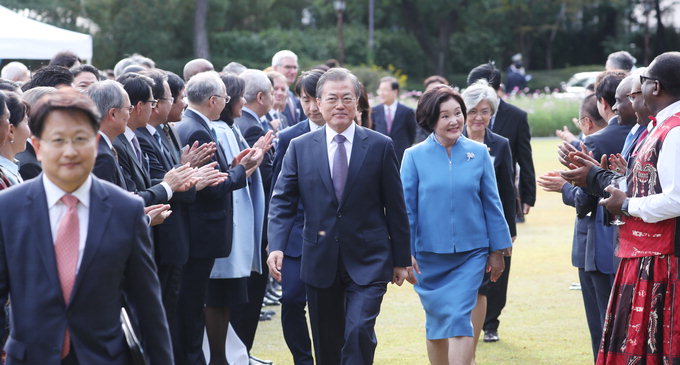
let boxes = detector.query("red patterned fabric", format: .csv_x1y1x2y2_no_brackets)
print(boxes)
597,255,680,364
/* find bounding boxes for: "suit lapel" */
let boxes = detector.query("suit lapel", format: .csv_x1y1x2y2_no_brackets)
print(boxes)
157,125,179,165
186,110,230,170
119,136,151,187
374,107,386,133
70,178,112,304
26,177,62,293
312,129,335,203
339,126,369,208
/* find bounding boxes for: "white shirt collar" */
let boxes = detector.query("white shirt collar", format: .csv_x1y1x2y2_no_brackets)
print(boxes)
43,174,92,209
242,106,260,121
309,120,324,132
187,107,212,125
655,99,680,126
123,126,136,144
98,131,113,149
145,124,159,136
325,122,356,147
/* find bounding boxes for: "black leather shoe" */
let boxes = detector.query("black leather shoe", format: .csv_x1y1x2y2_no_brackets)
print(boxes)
483,330,499,342
249,355,273,364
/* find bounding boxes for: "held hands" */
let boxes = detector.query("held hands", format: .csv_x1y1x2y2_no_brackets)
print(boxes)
406,256,421,285
145,204,171,226
181,141,216,167
487,251,505,282
267,250,284,282
392,267,409,286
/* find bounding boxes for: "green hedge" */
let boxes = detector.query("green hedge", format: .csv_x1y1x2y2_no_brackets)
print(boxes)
510,95,581,137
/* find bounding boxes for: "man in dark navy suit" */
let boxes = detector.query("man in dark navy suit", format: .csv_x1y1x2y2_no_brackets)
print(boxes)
371,76,417,164
174,71,261,365
0,88,172,364
270,69,325,365
268,68,410,365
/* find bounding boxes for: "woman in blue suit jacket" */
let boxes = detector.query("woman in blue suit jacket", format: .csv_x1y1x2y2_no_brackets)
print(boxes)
401,85,511,365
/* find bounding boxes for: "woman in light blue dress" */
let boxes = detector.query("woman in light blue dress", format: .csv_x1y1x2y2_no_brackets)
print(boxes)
401,85,512,365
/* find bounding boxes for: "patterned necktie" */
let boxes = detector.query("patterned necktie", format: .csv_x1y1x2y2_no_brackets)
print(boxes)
386,106,393,134
131,135,143,165
153,131,166,154
54,194,80,359
332,134,348,202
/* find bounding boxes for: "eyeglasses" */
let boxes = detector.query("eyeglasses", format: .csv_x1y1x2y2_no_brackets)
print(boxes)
159,97,175,104
467,109,492,118
144,99,158,108
41,136,95,148
212,94,231,103
640,75,659,85
626,91,642,102
576,116,589,126
322,96,356,105
119,105,134,112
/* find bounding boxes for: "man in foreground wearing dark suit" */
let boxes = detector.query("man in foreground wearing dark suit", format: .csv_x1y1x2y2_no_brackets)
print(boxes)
467,63,537,343
371,76,417,163
270,69,326,365
175,71,260,365
268,68,410,365
0,88,172,364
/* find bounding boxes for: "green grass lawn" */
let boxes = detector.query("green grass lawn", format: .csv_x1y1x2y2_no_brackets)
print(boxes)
250,137,592,364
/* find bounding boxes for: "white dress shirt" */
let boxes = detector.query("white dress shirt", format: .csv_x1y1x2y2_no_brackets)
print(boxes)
309,120,324,132
629,99,680,222
43,174,91,271
0,155,22,185
99,131,113,150
325,122,355,178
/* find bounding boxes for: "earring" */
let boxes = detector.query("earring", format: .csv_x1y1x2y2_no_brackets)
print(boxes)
9,139,14,144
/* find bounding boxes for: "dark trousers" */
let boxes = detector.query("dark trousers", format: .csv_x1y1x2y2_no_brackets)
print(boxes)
158,264,183,355
175,258,214,365
230,249,269,352
578,268,614,362
280,255,313,365
306,260,387,365
483,255,511,332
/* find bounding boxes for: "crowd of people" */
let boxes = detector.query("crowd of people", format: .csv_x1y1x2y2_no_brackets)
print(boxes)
3,46,676,365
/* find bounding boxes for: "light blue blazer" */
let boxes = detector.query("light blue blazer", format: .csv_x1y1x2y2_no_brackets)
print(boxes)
400,134,512,255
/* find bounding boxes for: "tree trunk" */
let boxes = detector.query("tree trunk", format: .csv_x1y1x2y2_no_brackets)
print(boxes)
654,0,667,53
399,0,436,73
194,0,209,59
545,2,566,70
435,10,456,76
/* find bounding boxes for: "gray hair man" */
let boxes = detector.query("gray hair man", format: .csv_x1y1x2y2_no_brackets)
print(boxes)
1,62,30,83
272,50,305,123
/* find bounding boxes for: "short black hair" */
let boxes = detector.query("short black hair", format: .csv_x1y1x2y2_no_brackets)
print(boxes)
218,72,245,123
423,75,449,89
647,51,680,97
0,92,7,120
71,64,101,79
416,85,466,133
379,76,399,91
580,94,606,127
140,69,169,100
467,62,501,91
2,91,29,127
29,88,100,138
294,69,325,98
166,71,185,99
595,70,627,108
22,65,74,91
117,73,154,105
49,51,81,69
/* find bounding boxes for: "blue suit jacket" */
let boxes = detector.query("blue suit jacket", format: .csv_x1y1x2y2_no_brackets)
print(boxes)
268,126,410,288
271,120,311,258
0,176,172,365
176,109,247,259
400,135,512,255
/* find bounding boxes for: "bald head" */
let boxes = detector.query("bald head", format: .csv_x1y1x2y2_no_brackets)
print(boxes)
613,76,636,126
183,59,214,81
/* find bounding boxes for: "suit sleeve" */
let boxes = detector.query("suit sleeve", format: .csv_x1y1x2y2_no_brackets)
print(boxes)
268,140,301,253
399,149,418,256
480,149,513,251
137,135,166,181
93,154,119,185
115,145,170,206
380,139,411,267
406,108,417,145
561,183,578,207
0,216,8,348
123,202,173,365
574,187,598,219
18,163,41,181
496,142,517,237
516,110,536,207
271,133,292,196
585,166,617,199
186,129,247,198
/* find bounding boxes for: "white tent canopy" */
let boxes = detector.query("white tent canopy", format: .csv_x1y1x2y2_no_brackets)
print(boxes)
0,5,92,61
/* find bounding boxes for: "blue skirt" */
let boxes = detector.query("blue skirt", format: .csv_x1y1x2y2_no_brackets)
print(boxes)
414,248,488,339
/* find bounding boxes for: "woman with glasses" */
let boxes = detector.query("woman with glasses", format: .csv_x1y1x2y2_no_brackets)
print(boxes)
0,92,30,189
461,80,516,362
401,84,511,365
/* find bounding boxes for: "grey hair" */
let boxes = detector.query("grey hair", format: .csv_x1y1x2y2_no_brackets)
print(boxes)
86,80,127,120
241,69,272,103
461,79,499,115
606,51,636,72
316,68,361,99
113,53,155,78
222,62,247,75
271,50,298,67
1,62,29,81
186,71,224,105
21,86,57,106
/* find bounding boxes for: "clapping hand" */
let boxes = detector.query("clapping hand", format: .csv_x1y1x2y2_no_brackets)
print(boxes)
145,204,171,226
538,171,568,192
194,162,229,191
608,153,627,174
181,141,216,167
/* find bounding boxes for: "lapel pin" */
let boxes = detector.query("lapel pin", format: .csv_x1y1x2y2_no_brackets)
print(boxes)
467,152,475,161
